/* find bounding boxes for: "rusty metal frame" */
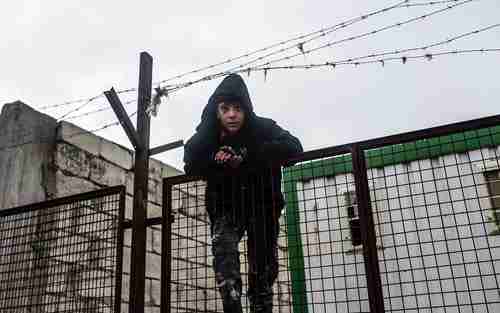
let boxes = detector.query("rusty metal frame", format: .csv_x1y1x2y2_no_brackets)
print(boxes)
0,185,125,313
159,113,500,313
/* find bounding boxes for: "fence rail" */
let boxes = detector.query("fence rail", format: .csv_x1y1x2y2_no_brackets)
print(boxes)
162,114,500,313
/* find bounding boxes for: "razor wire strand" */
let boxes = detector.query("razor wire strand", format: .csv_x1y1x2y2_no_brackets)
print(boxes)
156,0,465,87
164,0,477,93
247,24,500,70
154,0,411,86
227,0,477,75
239,48,500,72
63,99,137,121
33,0,465,112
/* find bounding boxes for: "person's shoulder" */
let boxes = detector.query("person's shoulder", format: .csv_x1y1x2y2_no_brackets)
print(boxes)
254,116,278,129
252,116,284,140
185,130,208,151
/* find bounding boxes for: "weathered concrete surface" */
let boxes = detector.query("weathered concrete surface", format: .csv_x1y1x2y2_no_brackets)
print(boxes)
0,102,184,312
0,101,57,208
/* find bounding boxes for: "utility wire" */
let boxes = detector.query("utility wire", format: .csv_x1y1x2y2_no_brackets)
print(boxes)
165,0,477,93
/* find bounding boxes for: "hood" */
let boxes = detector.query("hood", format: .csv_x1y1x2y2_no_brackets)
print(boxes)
196,74,256,132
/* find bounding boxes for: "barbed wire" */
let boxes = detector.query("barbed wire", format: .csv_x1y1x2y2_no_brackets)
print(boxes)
404,0,463,6
226,0,476,76
56,93,103,121
247,24,500,71
36,88,136,112
155,1,466,87
164,0,477,94
154,0,410,87
33,0,462,112
236,48,500,72
63,99,137,121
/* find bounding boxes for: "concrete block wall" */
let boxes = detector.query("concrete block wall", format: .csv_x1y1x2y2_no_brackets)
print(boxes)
0,102,184,313
55,121,182,312
0,102,58,312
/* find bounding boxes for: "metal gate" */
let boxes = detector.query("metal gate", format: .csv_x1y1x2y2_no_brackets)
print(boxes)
161,114,500,313
0,186,125,313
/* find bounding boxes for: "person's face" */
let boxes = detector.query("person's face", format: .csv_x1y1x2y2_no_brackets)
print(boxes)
216,101,245,135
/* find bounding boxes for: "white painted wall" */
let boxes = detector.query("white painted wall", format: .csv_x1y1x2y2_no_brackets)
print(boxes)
296,147,500,313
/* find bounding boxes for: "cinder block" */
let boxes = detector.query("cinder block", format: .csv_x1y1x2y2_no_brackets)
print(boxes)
125,195,133,221
55,170,98,197
150,227,162,254
150,279,161,306
57,122,101,157
55,143,91,178
125,171,134,195
147,202,162,219
161,163,183,178
121,273,129,302
100,139,133,170
89,157,127,187
145,252,161,279
149,158,164,183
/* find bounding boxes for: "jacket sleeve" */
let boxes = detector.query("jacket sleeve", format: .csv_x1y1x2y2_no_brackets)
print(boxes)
258,119,303,162
183,133,216,176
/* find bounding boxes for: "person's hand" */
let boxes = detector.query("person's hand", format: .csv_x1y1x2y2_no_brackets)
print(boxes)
226,154,243,169
214,146,244,168
215,149,234,164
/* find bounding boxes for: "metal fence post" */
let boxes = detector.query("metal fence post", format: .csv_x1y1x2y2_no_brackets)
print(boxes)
161,179,173,313
351,144,385,313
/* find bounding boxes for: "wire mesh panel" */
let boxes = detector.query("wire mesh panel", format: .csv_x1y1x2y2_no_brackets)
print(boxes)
164,153,371,313
0,186,125,313
165,178,218,312
365,127,500,312
164,171,299,313
120,225,163,313
284,155,370,313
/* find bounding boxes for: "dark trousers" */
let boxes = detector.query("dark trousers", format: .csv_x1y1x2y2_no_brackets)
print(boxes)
210,205,280,313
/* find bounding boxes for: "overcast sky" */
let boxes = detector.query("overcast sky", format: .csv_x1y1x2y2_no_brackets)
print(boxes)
1,0,499,170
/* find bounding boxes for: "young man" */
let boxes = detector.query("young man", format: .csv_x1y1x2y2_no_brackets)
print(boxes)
184,74,303,313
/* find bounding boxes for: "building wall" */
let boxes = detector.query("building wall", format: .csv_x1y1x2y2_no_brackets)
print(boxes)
296,147,500,313
0,101,183,312
0,101,57,208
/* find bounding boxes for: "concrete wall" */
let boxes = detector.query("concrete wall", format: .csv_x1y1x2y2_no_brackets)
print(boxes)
0,101,183,312
0,101,57,208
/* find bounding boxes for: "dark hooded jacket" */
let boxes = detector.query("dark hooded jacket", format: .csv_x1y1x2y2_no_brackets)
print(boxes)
184,74,303,220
